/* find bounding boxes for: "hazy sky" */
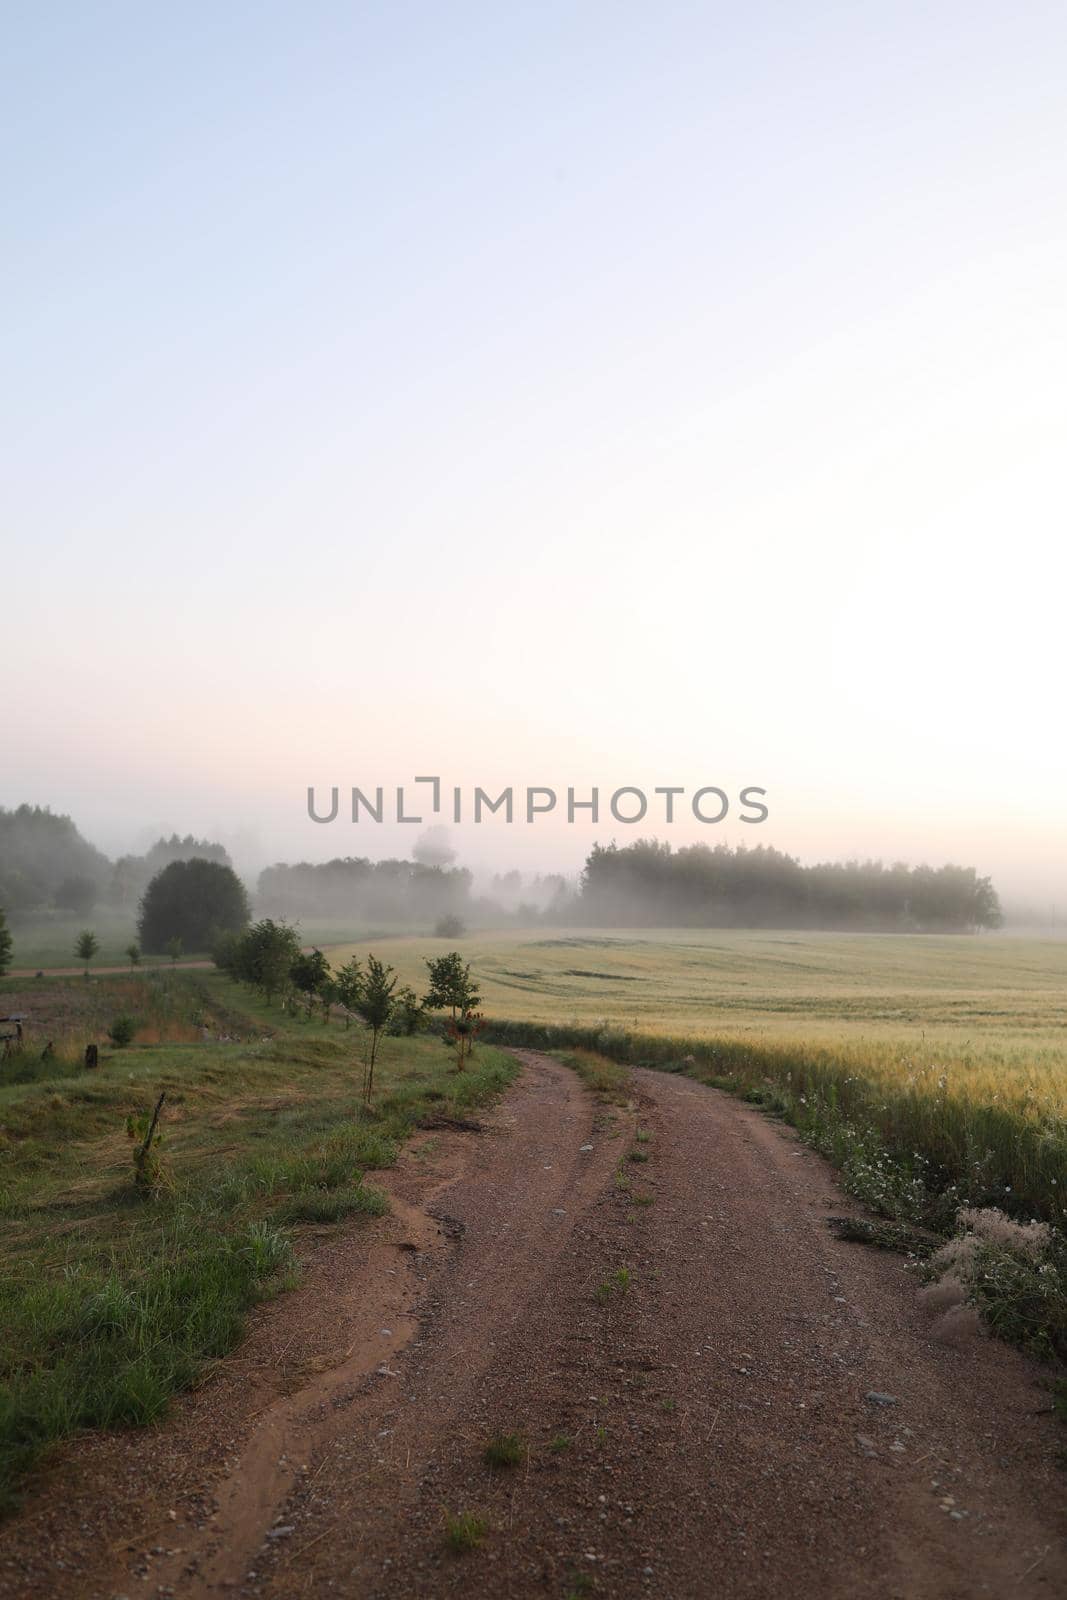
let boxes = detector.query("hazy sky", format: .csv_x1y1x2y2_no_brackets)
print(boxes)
5,3,1065,905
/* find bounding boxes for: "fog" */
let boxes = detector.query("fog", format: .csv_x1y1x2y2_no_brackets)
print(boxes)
5,6,1065,921
4,804,1056,938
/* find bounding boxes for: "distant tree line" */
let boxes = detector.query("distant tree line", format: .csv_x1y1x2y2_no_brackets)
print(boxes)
0,805,111,913
579,840,1003,933
0,805,234,916
256,856,474,923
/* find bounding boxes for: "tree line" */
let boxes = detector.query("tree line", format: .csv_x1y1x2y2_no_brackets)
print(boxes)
0,804,234,916
578,840,1003,932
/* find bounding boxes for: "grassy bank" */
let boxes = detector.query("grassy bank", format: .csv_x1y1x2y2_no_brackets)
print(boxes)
0,973,517,1510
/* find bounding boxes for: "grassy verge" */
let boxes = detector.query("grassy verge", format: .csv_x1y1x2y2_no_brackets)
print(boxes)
552,1046,632,1105
0,974,517,1511
485,1017,1067,1368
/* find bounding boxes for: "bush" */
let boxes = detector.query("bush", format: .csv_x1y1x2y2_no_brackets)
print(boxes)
108,1014,138,1049
0,909,11,978
434,914,466,938
138,859,250,955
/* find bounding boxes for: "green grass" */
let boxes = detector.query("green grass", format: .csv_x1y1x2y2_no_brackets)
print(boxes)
595,1266,633,1303
483,1430,526,1468
553,1046,632,1103
443,1509,488,1552
0,971,518,1512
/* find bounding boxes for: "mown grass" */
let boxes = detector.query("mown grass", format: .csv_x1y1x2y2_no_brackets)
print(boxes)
0,973,517,1511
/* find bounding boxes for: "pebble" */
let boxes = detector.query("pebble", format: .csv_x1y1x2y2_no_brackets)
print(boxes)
266,1526,294,1540
865,1391,898,1406
580,1144,594,1152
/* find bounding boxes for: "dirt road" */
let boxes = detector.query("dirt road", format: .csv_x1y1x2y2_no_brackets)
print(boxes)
2,1052,1064,1599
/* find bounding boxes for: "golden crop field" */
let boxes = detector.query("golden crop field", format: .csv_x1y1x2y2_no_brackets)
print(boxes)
326,927,1067,1059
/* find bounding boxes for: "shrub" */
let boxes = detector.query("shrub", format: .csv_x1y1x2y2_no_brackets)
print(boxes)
108,1014,138,1048
434,914,466,938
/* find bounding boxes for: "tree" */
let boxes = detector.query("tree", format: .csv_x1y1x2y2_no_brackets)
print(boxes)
446,1009,485,1072
231,919,302,1003
126,942,141,970
334,956,363,1028
0,909,12,978
75,929,98,977
319,974,339,1024
211,927,240,976
55,873,97,916
350,954,397,1105
108,1014,137,1048
434,914,466,938
422,951,481,1020
290,948,331,1020
0,804,109,913
390,985,425,1035
137,858,250,955
166,936,184,964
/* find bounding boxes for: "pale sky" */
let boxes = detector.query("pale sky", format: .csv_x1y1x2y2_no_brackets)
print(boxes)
4,3,1066,907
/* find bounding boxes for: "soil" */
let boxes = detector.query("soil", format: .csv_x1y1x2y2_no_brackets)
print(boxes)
1,1051,1063,1600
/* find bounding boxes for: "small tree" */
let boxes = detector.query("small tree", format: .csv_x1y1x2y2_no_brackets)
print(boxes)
211,927,240,976
166,935,184,965
390,984,425,1035
434,914,466,938
231,919,302,1004
319,974,339,1024
128,1091,166,1194
126,942,141,970
423,951,481,1020
446,1009,486,1071
351,954,397,1105
0,909,12,979
75,929,98,977
290,948,331,1019
108,1014,138,1048
334,956,363,1029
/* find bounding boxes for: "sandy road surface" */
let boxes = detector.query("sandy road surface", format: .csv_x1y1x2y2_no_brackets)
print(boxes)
2,1051,1064,1599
